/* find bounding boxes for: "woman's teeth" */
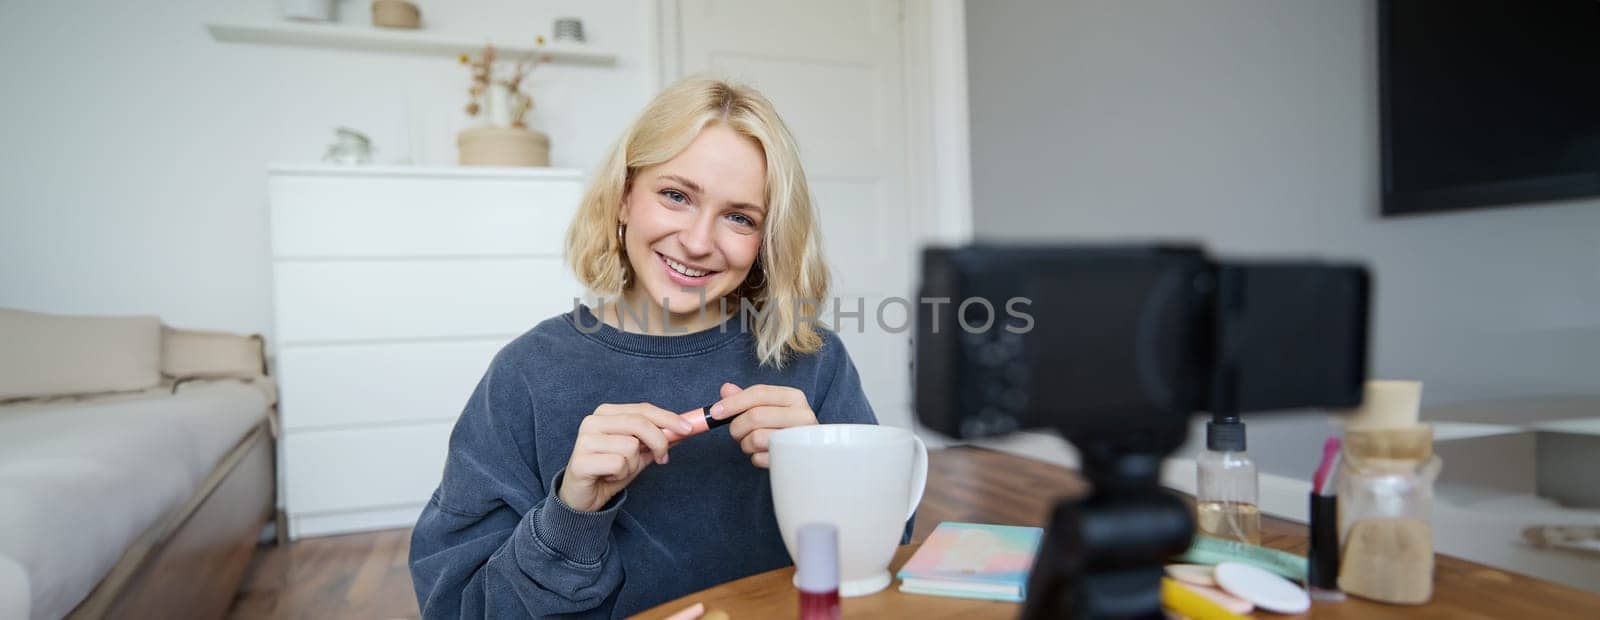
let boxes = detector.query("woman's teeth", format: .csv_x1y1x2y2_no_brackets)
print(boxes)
663,255,711,278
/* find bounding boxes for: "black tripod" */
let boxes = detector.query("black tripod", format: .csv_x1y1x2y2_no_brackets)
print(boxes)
1020,431,1195,619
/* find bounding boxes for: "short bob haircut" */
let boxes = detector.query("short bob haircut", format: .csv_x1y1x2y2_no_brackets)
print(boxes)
565,77,829,368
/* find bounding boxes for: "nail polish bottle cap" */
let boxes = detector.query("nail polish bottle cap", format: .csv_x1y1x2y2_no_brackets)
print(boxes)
795,522,839,593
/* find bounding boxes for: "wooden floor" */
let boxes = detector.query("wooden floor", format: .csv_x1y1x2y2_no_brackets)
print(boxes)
227,528,420,619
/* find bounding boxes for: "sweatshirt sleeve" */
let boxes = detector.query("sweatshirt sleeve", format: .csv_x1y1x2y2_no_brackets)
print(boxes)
811,333,879,426
409,351,627,619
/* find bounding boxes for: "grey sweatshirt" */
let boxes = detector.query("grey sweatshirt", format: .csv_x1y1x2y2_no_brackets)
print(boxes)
409,307,886,618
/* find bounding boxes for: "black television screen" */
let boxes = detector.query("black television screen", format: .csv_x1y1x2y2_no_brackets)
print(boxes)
1380,0,1600,216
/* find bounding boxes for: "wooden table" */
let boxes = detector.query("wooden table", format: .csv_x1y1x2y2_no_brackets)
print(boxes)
636,446,1600,619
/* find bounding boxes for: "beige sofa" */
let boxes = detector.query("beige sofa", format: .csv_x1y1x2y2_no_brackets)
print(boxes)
0,309,278,619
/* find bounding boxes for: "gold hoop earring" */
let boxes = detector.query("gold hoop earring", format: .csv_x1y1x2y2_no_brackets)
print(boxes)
616,223,631,287
745,261,767,290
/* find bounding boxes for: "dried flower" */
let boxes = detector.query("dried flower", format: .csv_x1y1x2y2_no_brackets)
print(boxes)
460,41,546,128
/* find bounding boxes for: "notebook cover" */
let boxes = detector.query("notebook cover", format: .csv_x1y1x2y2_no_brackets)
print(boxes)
896,522,1044,600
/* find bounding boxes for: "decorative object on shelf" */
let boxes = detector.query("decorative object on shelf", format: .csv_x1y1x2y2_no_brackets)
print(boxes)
457,126,550,167
457,40,553,167
323,128,374,165
553,17,585,43
282,0,336,22
371,0,421,29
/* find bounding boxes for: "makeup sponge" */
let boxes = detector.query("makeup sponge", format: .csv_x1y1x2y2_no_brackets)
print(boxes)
1215,561,1310,614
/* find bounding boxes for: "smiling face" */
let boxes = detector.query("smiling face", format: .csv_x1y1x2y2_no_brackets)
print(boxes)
618,123,768,330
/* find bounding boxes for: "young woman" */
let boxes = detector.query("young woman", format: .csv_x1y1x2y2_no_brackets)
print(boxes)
409,79,883,618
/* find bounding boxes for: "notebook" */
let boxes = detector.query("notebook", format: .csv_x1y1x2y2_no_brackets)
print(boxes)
896,522,1044,602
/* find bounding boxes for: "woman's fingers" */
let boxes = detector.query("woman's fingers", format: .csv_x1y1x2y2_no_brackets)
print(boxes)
641,405,697,436
729,407,777,441
739,427,774,456
561,402,694,512
587,411,673,464
569,452,629,480
598,403,694,435
577,433,641,457
729,406,791,441
713,385,818,468
574,435,647,476
709,384,805,420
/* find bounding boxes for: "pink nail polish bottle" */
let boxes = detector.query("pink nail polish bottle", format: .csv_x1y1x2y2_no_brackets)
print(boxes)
796,523,841,620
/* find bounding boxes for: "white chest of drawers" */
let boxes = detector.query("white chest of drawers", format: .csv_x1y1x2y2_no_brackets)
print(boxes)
267,164,584,539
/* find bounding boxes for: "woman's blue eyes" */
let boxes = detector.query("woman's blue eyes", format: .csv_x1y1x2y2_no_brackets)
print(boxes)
659,189,758,229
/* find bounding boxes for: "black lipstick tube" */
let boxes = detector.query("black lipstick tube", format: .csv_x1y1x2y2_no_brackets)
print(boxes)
1307,492,1344,600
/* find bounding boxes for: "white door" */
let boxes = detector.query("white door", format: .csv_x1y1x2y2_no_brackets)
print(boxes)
664,0,916,429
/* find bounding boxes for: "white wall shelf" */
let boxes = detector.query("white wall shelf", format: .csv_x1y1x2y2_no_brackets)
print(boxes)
268,163,585,181
206,20,616,66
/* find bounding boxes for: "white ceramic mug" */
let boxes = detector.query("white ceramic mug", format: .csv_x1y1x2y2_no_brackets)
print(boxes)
769,424,928,596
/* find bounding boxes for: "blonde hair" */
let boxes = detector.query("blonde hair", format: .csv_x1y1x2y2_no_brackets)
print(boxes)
565,77,829,367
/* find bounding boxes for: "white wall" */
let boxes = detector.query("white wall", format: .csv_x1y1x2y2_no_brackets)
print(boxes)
965,0,1600,406
0,0,653,337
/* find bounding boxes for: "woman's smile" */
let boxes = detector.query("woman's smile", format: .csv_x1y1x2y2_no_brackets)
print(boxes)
657,251,721,287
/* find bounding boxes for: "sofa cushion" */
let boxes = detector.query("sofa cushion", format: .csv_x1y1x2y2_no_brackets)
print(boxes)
0,381,269,619
161,327,264,379
0,308,161,401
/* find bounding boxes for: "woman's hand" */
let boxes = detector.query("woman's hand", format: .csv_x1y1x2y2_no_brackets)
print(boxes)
559,403,694,512
712,382,817,468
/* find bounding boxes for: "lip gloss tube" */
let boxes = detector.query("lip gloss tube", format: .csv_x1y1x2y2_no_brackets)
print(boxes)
662,404,730,443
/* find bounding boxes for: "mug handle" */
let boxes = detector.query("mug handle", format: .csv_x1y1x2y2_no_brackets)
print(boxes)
906,435,928,522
